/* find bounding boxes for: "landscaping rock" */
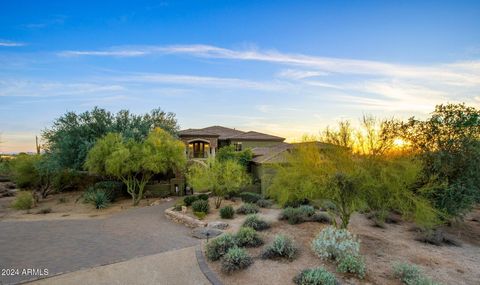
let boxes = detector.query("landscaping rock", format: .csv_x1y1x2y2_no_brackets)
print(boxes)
191,227,223,239
164,208,207,228
207,221,229,230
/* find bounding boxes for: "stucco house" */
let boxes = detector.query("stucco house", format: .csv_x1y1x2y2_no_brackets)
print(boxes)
179,126,292,195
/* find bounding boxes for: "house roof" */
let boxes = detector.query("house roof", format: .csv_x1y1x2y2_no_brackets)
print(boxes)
229,131,285,141
179,125,284,141
251,143,293,164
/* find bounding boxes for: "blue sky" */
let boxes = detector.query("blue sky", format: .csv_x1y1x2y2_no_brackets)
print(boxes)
1,0,479,152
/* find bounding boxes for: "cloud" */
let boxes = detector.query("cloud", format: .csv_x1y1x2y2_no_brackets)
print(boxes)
59,44,480,87
0,41,26,47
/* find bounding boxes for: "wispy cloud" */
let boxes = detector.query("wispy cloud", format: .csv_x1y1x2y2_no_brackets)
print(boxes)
0,40,26,47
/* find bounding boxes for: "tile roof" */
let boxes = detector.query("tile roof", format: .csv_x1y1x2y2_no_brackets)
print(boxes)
229,131,285,141
251,143,293,164
179,126,284,141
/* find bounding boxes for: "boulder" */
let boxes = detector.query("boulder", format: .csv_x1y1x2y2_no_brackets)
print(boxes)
191,227,223,239
207,221,229,230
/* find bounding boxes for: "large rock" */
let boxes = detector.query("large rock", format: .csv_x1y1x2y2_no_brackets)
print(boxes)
207,221,229,230
191,227,223,239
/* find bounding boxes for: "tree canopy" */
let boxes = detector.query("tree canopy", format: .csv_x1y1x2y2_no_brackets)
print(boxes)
85,128,186,205
42,107,179,170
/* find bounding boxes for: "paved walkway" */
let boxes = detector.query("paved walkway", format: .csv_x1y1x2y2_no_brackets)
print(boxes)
0,201,200,285
30,246,210,285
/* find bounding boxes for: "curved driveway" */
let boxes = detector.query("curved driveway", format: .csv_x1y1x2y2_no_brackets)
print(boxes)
0,201,199,284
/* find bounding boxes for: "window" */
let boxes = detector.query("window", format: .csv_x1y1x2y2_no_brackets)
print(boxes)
234,142,242,151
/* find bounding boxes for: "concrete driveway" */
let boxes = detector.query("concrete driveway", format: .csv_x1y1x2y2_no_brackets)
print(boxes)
0,201,200,284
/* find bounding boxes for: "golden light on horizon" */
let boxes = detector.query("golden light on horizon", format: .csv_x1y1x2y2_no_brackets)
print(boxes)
393,138,407,147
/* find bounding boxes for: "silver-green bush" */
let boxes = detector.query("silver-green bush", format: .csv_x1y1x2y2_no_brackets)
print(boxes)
293,267,338,285
205,233,238,261
221,246,253,273
243,214,270,231
393,262,441,285
262,234,298,260
236,227,263,247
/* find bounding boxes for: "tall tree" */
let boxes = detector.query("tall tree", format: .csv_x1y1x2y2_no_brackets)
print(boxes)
85,128,186,205
43,107,179,170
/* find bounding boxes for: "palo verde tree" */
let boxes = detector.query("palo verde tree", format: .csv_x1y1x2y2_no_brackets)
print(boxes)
85,128,186,205
187,158,250,208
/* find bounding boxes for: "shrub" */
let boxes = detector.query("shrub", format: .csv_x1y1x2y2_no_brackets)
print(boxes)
83,188,110,209
11,191,34,210
236,203,259,215
280,206,314,224
198,193,209,200
94,181,124,201
205,233,238,261
256,199,273,208
311,226,366,279
58,197,68,203
337,254,366,279
243,214,270,231
311,212,332,224
262,234,298,260
239,192,262,203
184,195,199,206
221,246,253,273
174,200,185,211
393,262,441,285
284,198,310,208
236,227,263,247
192,199,210,213
37,208,52,214
220,205,235,219
194,211,206,219
293,267,338,285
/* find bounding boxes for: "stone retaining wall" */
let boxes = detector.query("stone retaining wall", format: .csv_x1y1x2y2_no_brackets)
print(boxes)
164,208,207,228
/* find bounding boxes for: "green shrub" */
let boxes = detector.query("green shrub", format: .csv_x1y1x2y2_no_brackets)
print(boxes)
83,188,110,209
198,193,209,200
311,226,366,279
205,233,238,261
220,205,235,219
311,212,332,224
184,195,199,206
337,254,366,279
235,227,263,247
37,207,52,214
174,200,185,211
284,199,310,208
243,214,270,231
239,192,262,203
236,203,259,215
194,211,207,219
94,181,124,201
11,191,34,210
192,199,210,213
293,267,338,285
280,206,314,224
393,262,441,285
256,199,273,208
262,234,298,260
221,246,253,273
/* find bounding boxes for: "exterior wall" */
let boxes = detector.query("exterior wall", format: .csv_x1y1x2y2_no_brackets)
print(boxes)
230,140,283,149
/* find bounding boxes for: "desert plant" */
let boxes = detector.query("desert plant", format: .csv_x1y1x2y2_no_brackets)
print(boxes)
293,267,338,285
312,226,366,279
236,203,259,215
37,207,52,214
83,188,110,209
11,191,34,210
192,199,210,213
94,180,124,201
221,246,253,273
262,234,298,260
337,254,366,279
194,211,207,219
220,205,235,219
239,191,262,203
198,193,209,200
205,233,238,261
311,212,332,224
243,214,270,231
280,206,314,224
256,198,273,208
393,262,441,285
184,195,199,206
235,227,263,247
